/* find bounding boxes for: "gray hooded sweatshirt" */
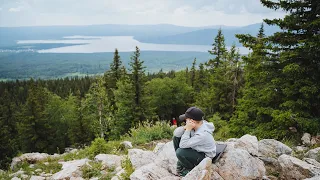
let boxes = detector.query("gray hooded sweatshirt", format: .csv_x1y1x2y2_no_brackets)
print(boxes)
173,120,216,158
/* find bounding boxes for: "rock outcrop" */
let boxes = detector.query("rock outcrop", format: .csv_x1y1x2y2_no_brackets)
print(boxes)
7,134,320,180
278,154,320,179
94,154,123,168
51,159,89,180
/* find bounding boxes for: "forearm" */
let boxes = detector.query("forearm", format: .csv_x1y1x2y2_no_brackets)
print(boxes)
173,126,185,137
179,130,192,148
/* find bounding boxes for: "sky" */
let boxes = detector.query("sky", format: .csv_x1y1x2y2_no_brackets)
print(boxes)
0,0,285,27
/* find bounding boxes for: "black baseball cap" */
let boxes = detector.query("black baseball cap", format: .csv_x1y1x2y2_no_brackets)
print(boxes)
179,107,204,121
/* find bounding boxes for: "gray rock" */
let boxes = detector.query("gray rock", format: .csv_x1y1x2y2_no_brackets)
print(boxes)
302,133,312,146
10,153,50,170
121,141,133,149
153,143,165,153
305,147,320,162
10,170,25,177
158,176,180,180
295,146,309,152
111,168,125,180
51,158,89,179
21,174,29,179
154,141,178,175
234,134,259,156
35,169,42,173
130,163,176,180
70,177,85,180
30,176,45,180
258,139,292,158
278,154,320,179
304,176,320,180
215,147,266,179
11,177,21,180
182,157,212,180
226,138,238,142
128,149,156,169
304,158,320,167
94,154,122,168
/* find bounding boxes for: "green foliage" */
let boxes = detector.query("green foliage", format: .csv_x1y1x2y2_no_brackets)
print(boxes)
121,157,135,180
207,114,232,141
81,161,103,179
87,138,111,159
62,149,90,161
125,121,173,145
0,170,10,179
144,76,193,120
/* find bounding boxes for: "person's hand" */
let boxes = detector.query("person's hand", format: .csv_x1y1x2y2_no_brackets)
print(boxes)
185,119,196,131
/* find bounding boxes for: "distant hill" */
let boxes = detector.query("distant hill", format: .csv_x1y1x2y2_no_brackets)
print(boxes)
0,24,203,47
135,23,280,46
0,23,280,48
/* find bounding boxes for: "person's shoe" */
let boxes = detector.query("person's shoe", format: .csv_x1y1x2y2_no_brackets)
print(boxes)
179,168,190,177
176,160,184,174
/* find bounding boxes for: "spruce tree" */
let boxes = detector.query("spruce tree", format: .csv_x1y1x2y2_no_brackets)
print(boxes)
207,28,227,70
104,49,123,113
258,0,320,136
190,58,197,88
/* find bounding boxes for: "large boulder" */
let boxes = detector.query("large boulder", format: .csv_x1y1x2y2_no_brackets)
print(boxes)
234,134,259,156
305,147,320,162
258,139,292,158
214,144,266,179
10,153,50,170
278,154,320,179
304,158,320,167
94,154,122,168
129,163,177,180
302,133,312,146
51,159,89,179
154,141,178,175
183,157,212,180
128,149,156,169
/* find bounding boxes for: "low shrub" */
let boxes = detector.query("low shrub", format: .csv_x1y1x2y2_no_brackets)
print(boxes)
124,121,173,145
121,157,135,180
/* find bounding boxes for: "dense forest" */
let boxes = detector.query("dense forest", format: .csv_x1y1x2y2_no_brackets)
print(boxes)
1,0,319,170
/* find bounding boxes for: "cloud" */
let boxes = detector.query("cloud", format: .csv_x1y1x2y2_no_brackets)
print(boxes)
9,7,22,12
0,0,285,27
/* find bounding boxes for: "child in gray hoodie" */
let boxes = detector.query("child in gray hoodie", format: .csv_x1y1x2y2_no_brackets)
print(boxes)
173,107,216,177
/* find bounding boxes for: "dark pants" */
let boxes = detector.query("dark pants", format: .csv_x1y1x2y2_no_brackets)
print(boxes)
173,136,205,170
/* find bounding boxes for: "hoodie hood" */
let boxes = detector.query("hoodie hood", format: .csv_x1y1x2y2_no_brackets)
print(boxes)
196,120,215,135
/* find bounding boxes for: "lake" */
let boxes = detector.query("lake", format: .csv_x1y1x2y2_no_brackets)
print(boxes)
17,36,249,54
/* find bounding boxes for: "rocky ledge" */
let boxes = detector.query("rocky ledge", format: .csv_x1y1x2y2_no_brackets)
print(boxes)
5,134,320,180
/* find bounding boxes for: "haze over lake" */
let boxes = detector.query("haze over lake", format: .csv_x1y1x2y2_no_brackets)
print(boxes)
17,36,249,54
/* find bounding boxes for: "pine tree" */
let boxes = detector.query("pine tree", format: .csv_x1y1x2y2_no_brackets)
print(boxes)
18,81,49,152
190,58,197,88
129,46,146,124
258,0,320,136
83,77,110,138
104,49,123,113
207,28,227,70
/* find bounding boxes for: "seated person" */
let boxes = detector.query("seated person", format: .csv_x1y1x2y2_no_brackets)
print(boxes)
173,107,216,177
